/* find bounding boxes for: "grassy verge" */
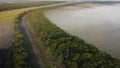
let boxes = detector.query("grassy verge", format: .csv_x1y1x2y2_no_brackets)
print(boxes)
0,11,40,68
0,6,42,25
13,12,40,68
0,2,68,25
28,9,120,68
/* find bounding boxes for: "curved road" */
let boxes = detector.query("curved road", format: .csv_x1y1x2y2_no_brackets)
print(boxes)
0,2,71,67
20,3,71,68
0,2,70,49
21,14,46,68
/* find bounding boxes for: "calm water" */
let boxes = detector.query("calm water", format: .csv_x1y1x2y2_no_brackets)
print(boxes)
45,5,120,59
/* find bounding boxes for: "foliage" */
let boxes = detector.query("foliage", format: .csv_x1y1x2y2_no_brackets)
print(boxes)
29,10,120,68
13,12,40,68
0,2,73,68
0,1,65,25
0,16,27,68
0,12,39,68
0,2,74,68
13,16,30,68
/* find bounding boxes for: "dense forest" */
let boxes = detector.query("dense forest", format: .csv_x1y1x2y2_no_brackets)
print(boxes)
0,1,64,12
28,10,120,68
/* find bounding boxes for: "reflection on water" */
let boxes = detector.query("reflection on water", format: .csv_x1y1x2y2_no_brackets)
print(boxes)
45,5,120,59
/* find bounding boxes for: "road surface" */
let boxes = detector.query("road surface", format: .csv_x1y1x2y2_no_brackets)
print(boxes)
22,14,46,68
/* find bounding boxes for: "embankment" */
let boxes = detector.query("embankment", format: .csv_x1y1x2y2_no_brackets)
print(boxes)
27,9,120,68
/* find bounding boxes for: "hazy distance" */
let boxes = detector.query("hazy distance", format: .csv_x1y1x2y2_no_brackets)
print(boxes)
0,0,120,3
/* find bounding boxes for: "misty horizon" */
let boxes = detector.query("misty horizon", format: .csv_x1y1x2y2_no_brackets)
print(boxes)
0,0,120,3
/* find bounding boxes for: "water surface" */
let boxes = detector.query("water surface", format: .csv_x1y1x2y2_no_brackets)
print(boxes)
45,5,120,59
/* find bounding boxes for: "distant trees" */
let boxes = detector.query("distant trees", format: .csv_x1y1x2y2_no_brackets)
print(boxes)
29,10,120,68
0,2,63,12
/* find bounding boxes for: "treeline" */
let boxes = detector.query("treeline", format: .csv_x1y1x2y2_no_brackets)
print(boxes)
28,10,120,68
0,1,64,12
85,1,120,4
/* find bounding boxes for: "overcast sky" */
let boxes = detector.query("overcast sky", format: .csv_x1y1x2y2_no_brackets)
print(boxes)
0,0,120,2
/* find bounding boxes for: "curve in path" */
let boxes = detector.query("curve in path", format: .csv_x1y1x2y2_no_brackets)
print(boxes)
21,13,46,68
20,3,72,68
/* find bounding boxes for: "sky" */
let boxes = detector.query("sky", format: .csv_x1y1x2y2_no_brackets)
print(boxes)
0,0,120,2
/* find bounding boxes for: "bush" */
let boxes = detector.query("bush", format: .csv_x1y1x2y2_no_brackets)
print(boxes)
28,10,120,68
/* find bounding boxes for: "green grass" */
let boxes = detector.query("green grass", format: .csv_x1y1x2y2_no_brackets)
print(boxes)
0,2,65,12
0,7,42,25
0,2,69,25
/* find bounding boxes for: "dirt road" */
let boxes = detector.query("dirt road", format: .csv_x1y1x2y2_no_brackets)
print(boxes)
21,14,46,68
0,2,70,49
20,3,71,68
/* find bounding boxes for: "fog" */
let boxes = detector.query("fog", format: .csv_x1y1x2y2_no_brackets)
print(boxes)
45,4,120,58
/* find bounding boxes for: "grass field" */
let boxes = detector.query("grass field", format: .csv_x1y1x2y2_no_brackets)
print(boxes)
0,2,65,12
0,7,43,25
0,2,69,25
0,7,42,49
0,2,70,49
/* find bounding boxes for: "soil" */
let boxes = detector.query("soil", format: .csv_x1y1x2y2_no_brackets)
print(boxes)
22,14,46,68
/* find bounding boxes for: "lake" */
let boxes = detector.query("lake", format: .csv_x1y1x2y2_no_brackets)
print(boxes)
45,4,120,59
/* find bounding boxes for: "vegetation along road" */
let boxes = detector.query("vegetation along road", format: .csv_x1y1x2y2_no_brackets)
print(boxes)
21,13,46,68
16,2,73,68
0,2,69,49
0,2,71,68
26,5,120,68
1,1,120,68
